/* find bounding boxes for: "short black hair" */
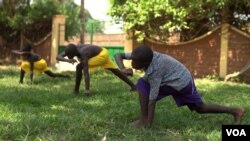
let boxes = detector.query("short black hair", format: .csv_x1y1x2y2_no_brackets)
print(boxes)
132,44,153,62
65,44,77,55
21,43,32,52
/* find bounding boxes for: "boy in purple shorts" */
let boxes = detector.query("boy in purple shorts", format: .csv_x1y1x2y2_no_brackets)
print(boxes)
115,44,245,128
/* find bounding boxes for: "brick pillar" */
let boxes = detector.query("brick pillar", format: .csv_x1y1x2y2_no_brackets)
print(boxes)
123,30,133,67
219,23,229,77
51,15,67,66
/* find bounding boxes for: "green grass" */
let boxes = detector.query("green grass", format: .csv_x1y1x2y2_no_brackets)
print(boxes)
0,66,249,141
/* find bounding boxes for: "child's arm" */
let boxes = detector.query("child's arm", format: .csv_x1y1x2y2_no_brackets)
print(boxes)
82,59,90,96
29,60,34,84
29,53,41,84
114,53,133,76
147,77,162,127
56,51,77,64
148,100,156,127
19,69,25,83
75,58,90,96
114,53,127,69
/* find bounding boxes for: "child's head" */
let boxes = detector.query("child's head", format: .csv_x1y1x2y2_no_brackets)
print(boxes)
65,44,78,59
19,43,32,59
131,44,153,69
12,43,32,59
21,43,32,52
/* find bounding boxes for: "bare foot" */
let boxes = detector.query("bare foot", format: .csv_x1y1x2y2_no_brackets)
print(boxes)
72,90,79,95
130,119,147,128
85,92,90,96
233,108,245,124
130,86,137,92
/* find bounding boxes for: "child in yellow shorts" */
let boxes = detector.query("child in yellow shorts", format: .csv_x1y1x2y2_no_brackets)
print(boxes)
12,43,70,84
57,43,136,96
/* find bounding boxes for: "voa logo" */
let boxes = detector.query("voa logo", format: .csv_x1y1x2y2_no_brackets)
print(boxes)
226,129,246,136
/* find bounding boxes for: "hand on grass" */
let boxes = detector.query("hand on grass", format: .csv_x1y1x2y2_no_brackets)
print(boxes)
69,59,77,64
121,68,133,76
72,90,79,95
131,119,148,128
130,86,137,92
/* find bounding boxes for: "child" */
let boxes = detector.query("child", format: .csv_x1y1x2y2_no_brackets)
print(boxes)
114,44,245,128
56,43,136,96
12,43,70,84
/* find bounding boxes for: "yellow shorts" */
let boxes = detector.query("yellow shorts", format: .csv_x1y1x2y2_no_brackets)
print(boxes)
88,48,116,72
21,59,49,73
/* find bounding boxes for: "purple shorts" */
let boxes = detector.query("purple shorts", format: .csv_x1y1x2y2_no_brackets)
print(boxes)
136,78,203,111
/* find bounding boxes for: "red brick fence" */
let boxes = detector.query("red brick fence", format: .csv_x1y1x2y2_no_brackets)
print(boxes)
129,24,250,83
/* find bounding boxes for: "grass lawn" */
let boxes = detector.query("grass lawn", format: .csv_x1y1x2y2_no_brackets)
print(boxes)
0,66,249,141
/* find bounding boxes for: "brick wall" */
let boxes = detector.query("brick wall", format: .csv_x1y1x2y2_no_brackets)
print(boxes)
227,28,250,83
0,36,21,64
32,35,52,65
0,34,52,65
142,29,221,78
133,25,250,83
67,33,125,46
85,33,125,46
1,25,249,83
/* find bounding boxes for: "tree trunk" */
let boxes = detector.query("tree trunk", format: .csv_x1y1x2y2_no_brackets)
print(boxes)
80,0,85,44
222,3,230,24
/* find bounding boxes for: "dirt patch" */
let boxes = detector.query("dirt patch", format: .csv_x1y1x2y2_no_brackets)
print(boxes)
0,65,8,70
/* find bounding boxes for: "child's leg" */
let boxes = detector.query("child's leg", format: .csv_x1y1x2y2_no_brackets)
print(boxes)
131,91,149,128
131,78,163,128
73,64,83,94
19,69,25,83
107,68,136,91
194,103,245,124
44,70,70,78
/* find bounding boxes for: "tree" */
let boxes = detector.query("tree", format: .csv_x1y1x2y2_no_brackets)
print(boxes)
108,0,250,43
0,0,104,42
79,0,85,43
58,0,91,40
0,0,60,42
0,0,30,42
85,19,105,34
23,0,58,42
